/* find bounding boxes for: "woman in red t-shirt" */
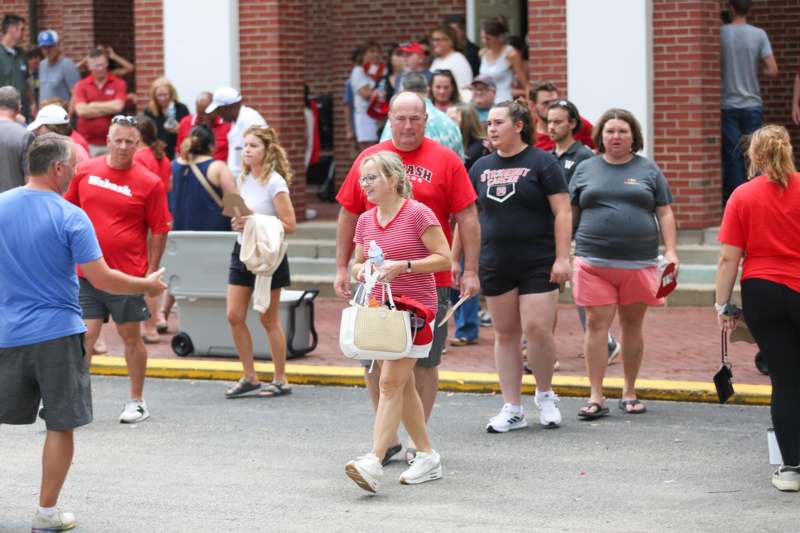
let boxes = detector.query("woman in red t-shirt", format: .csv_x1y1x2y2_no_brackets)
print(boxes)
344,151,451,494
716,125,800,492
133,115,172,341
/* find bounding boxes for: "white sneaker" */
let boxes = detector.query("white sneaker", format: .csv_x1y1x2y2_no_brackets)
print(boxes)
772,465,800,492
119,400,150,424
486,404,527,433
534,390,562,428
345,453,382,493
399,450,442,485
31,508,76,531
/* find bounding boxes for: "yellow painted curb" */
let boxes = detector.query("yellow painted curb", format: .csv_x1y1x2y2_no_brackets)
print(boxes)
91,356,771,406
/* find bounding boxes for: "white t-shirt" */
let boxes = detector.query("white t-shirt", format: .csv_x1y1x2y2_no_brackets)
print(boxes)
228,105,267,178
430,52,474,91
237,170,290,243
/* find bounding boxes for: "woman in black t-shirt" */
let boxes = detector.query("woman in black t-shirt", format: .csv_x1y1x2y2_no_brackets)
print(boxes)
469,99,571,433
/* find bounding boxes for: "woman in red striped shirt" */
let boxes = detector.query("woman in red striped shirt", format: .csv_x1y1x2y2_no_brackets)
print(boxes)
344,151,451,494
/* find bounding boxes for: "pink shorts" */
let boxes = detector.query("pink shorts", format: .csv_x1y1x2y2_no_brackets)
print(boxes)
572,257,664,307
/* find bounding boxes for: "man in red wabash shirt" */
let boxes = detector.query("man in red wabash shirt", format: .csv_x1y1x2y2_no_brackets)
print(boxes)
65,115,172,424
335,91,480,464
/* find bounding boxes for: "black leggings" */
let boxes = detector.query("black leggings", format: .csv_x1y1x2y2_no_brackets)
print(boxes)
742,278,800,466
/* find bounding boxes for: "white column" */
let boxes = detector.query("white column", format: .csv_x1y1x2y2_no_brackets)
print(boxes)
566,0,653,156
163,0,240,113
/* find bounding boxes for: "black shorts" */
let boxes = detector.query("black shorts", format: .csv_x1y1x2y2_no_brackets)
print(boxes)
480,264,559,297
80,278,149,323
228,242,291,289
0,333,93,431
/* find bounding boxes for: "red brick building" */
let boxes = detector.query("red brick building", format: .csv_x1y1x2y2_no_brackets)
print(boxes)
3,0,798,228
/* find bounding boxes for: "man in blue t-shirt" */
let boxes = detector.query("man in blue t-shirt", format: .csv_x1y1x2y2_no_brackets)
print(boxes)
0,133,166,532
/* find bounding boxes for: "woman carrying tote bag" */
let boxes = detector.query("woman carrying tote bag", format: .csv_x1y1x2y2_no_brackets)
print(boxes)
344,150,451,494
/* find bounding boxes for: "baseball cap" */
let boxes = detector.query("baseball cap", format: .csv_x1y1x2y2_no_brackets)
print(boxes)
470,75,496,89
398,41,425,57
37,30,58,47
205,87,242,113
27,104,69,131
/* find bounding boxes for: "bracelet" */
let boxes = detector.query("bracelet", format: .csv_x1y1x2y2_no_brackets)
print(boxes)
406,260,412,273
714,302,727,315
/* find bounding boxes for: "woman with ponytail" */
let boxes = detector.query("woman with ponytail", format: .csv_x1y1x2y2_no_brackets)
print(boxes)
716,125,800,492
469,98,571,432
225,126,297,399
134,114,172,193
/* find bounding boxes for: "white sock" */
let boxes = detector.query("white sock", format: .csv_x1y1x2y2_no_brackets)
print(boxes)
536,390,554,399
504,403,522,413
38,506,57,517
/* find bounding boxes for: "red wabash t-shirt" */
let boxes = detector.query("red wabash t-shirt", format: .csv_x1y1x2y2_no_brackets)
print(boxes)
354,199,439,312
65,157,173,277
72,74,128,145
719,173,800,293
337,138,477,287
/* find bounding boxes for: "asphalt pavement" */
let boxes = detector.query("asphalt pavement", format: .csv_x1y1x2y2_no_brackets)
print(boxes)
1,376,797,533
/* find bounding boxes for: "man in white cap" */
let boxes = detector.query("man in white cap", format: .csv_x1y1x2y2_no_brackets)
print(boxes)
36,30,80,105
205,87,266,177
28,104,90,162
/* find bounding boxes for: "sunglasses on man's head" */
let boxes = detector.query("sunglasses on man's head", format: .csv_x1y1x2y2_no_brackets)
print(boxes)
111,115,137,126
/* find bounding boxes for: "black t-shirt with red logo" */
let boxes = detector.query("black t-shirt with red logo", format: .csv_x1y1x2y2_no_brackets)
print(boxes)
469,146,567,270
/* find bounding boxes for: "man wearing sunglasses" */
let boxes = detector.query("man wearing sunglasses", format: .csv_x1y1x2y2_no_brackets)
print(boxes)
73,47,127,156
65,115,173,424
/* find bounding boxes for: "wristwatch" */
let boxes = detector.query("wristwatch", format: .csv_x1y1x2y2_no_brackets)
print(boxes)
714,302,727,316
406,260,412,273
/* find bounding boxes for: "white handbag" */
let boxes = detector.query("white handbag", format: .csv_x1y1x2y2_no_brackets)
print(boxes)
339,263,412,360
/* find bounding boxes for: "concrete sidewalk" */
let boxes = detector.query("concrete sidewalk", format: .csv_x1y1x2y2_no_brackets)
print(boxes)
93,299,770,404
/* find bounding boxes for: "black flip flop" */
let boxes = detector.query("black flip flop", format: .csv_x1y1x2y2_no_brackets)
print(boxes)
618,399,647,414
225,378,261,399
257,381,293,398
382,444,402,466
578,402,610,420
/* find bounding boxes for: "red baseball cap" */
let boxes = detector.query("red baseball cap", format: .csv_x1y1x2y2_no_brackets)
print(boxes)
398,41,425,57
392,294,435,345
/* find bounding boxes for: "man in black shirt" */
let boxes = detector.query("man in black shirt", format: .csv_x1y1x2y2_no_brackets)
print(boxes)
0,14,29,120
547,99,593,184
547,98,620,362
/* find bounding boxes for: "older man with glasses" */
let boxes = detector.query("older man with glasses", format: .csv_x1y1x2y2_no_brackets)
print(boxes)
65,115,173,423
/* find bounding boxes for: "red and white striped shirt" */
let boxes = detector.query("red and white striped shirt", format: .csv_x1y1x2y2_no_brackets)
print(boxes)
354,199,440,312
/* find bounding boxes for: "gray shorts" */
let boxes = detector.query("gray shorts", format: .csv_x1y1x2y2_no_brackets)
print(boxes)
360,286,449,369
80,278,149,323
0,333,93,431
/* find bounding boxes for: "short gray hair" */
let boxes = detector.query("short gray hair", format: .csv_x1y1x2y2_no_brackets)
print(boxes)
28,133,73,175
388,91,427,114
400,72,429,95
0,85,21,111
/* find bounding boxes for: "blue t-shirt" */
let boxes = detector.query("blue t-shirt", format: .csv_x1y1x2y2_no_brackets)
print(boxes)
0,188,102,348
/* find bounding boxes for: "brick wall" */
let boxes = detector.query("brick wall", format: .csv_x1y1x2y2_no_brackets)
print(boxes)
652,0,722,228
527,0,567,93
40,0,94,63
303,0,465,190
132,0,162,110
744,1,800,161
240,0,308,217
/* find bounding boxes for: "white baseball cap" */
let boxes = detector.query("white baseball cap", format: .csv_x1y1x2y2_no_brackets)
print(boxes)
205,87,242,113
27,104,70,131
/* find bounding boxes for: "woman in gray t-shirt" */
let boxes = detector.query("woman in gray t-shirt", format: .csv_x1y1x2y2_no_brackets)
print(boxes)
569,108,678,420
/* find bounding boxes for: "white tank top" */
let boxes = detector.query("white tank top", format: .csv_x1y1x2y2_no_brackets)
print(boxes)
479,45,514,103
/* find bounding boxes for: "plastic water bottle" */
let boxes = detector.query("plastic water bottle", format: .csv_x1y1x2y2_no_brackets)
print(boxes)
165,102,178,130
368,240,384,266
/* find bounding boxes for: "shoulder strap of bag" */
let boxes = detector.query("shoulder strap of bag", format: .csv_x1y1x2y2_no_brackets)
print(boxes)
188,160,223,208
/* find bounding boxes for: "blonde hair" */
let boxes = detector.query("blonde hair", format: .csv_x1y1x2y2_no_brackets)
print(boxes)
747,125,797,189
360,151,412,199
147,77,179,116
241,126,293,185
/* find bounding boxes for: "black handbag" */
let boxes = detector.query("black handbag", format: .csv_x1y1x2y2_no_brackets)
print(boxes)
713,329,735,403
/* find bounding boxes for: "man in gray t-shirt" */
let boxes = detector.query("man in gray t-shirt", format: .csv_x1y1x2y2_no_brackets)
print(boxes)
720,0,778,204
0,86,33,192
37,30,81,105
